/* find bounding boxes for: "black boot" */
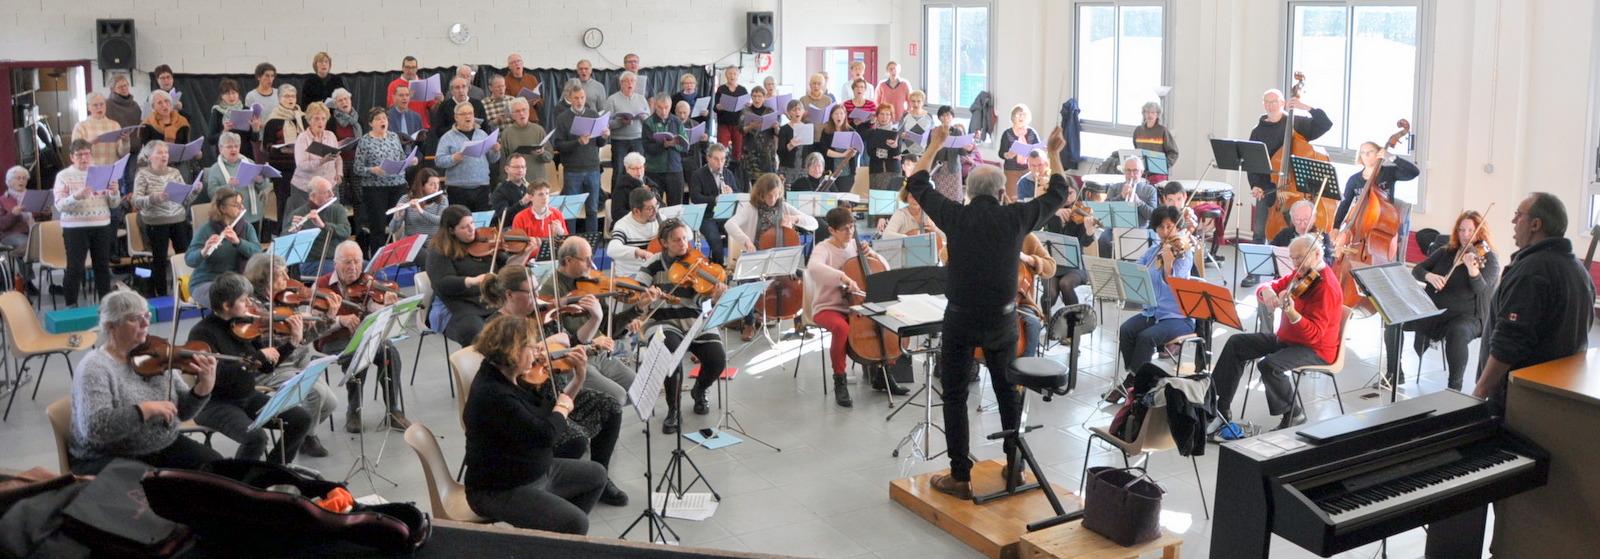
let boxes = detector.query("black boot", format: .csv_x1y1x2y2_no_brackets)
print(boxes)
833,375,853,408
885,373,910,396
344,382,363,433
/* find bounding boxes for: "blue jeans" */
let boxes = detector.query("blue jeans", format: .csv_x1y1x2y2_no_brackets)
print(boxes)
563,170,602,232
1117,314,1195,377
1020,307,1044,357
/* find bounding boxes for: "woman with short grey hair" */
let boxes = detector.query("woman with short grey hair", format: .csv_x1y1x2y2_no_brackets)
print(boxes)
203,131,272,227
131,139,193,296
610,151,660,223
68,289,221,475
0,166,34,252
1132,100,1178,182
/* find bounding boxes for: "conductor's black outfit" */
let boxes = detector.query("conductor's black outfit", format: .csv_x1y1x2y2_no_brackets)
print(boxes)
904,169,1067,482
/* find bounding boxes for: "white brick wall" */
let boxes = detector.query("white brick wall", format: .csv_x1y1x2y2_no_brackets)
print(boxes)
0,0,906,85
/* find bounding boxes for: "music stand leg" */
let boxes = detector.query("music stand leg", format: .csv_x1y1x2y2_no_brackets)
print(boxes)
620,421,680,544
705,375,780,452
890,347,946,460
342,376,398,491
655,407,721,503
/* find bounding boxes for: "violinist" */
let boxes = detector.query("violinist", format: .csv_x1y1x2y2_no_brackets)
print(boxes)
536,237,639,406
426,205,534,346
1407,211,1500,390
283,176,350,273
627,219,728,435
242,253,340,441
316,241,409,432
186,187,262,307
1331,140,1421,247
1110,207,1194,402
1242,200,1336,288
1039,163,1094,308
805,207,895,407
509,179,569,238
605,188,660,276
482,266,629,507
1211,234,1343,432
462,315,611,535
1246,88,1332,243
68,290,222,475
188,273,313,464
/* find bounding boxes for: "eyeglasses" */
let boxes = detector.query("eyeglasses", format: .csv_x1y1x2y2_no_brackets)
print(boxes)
123,313,152,325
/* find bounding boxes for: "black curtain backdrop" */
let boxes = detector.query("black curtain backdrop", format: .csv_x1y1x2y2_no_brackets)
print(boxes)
161,64,713,150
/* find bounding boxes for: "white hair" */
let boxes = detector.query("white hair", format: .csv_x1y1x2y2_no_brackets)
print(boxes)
137,139,168,167
619,71,637,84
623,152,646,168
99,289,149,332
330,87,351,99
508,97,529,110
147,89,173,105
5,166,28,185
218,131,242,147
277,83,297,96
1122,155,1144,171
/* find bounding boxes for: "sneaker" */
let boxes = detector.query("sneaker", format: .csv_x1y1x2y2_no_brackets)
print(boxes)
1276,404,1307,430
300,435,329,458
599,481,629,507
1240,275,1261,288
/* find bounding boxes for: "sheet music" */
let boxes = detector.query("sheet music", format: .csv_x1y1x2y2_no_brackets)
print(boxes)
651,492,718,521
1114,227,1154,261
628,333,674,421
1083,256,1125,301
1034,231,1083,269
1351,264,1444,325
732,246,804,281
872,234,938,268
885,293,946,326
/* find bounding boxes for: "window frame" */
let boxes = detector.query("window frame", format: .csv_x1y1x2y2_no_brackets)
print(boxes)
1069,0,1174,137
921,0,995,119
1284,0,1433,209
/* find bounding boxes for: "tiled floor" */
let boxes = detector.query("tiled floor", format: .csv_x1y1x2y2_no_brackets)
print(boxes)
1,245,1577,558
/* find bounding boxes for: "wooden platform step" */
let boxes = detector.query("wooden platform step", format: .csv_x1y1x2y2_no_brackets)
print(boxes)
1018,519,1182,559
889,460,1083,559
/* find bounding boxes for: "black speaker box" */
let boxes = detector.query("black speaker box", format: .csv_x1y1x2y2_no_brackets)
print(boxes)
746,12,774,54
97,19,136,71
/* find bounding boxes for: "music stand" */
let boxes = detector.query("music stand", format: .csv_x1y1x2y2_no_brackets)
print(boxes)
1350,263,1445,402
872,234,940,268
711,194,748,220
1140,149,1169,176
1208,138,1274,175
1035,231,1083,270
863,266,946,303
1237,243,1292,280
367,234,428,280
732,247,803,283
620,332,680,544
334,304,404,490
1289,156,1340,201
549,193,589,218
868,190,906,217
271,228,323,267
1114,228,1155,261
1113,260,1158,308
698,283,779,451
1167,276,1243,375
1085,201,1140,229
658,203,706,230
247,354,341,469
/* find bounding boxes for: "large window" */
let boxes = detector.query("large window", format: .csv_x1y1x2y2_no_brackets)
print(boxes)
1288,2,1424,204
1073,2,1167,128
924,2,990,111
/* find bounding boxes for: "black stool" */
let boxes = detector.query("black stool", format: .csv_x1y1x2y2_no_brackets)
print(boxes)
972,357,1083,532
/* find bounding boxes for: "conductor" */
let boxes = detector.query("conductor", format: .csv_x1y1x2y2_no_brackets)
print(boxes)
906,125,1069,499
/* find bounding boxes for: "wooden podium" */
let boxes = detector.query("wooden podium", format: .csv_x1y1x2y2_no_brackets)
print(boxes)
1492,349,1600,557
890,460,1084,559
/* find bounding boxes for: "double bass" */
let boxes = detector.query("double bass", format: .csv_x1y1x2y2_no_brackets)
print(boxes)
1331,120,1411,314
1264,71,1338,240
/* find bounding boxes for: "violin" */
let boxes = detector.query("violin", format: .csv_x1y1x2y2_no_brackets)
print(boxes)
533,295,589,324
1285,268,1320,303
571,270,678,305
516,341,594,386
340,275,402,309
229,307,327,339
128,336,257,377
666,249,728,296
465,227,540,259
1067,202,1095,224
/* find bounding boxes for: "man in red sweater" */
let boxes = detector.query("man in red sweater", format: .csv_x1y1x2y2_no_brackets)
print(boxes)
1210,233,1344,430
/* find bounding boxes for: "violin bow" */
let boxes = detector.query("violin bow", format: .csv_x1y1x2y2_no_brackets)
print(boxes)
489,209,510,275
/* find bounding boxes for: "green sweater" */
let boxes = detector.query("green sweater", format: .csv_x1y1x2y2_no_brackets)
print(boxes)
185,218,262,287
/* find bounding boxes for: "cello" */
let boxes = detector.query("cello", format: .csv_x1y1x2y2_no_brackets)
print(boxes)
754,216,805,323
1330,120,1411,314
1264,71,1338,240
842,241,905,371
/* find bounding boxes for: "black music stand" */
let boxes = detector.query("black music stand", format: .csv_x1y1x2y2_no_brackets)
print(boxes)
1350,263,1444,402
1289,155,1340,201
1209,138,1273,175
865,266,947,304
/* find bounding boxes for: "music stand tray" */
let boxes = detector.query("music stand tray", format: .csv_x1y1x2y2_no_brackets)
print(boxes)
712,194,748,220
1167,276,1243,332
1085,201,1140,229
1208,138,1273,174
1114,228,1155,261
1288,156,1340,200
873,234,940,268
732,246,804,282
1237,243,1291,279
1035,232,1082,270
659,204,707,230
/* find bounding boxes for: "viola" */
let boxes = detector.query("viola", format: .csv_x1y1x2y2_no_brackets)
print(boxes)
229,307,328,339
128,336,257,377
666,249,728,296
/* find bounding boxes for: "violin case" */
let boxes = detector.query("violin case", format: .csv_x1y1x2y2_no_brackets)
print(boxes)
141,459,430,554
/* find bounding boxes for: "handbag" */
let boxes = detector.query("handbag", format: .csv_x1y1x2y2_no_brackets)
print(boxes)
1082,466,1164,546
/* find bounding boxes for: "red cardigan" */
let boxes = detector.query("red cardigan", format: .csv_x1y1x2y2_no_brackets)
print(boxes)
1262,270,1344,363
